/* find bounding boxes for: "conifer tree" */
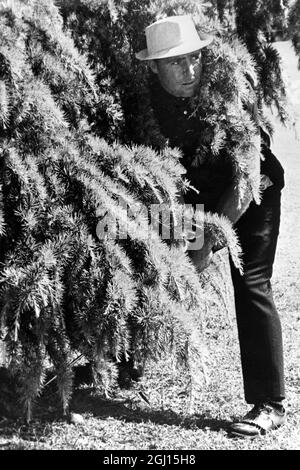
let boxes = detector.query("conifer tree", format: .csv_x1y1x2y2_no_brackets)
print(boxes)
52,0,266,414
0,0,243,420
289,0,300,66
203,0,289,121
233,0,289,121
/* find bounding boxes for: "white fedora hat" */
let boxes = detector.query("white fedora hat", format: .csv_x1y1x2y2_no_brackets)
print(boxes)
136,15,213,61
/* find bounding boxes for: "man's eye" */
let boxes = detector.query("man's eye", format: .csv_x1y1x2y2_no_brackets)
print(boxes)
171,60,179,66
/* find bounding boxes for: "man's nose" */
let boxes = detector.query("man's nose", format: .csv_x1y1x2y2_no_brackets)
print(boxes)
182,59,195,80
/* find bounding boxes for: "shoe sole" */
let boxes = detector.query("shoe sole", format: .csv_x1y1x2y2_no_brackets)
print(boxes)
228,422,284,439
228,430,264,439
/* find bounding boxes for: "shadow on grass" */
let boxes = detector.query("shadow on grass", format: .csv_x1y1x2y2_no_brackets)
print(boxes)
70,388,231,432
0,386,231,449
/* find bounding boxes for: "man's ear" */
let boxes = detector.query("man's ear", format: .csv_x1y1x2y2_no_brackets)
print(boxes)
149,60,158,74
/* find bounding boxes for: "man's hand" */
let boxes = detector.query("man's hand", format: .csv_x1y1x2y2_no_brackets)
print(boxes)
187,239,214,273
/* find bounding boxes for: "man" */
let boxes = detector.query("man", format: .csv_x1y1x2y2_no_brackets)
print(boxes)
136,15,286,438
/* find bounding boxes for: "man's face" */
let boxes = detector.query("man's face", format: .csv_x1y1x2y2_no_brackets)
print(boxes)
151,50,202,98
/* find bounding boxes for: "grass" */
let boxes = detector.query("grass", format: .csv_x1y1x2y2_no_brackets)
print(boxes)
0,41,299,451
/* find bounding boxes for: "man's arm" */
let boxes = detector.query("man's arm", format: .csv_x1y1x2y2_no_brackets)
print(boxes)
215,182,253,225
215,131,261,225
185,127,261,270
186,183,253,272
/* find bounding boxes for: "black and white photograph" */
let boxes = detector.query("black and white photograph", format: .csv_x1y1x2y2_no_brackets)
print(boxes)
0,0,299,453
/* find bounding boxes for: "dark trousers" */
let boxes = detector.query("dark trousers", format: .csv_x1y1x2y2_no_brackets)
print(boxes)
230,185,285,404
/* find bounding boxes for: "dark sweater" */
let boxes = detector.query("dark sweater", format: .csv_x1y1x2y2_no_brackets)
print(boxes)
149,76,284,212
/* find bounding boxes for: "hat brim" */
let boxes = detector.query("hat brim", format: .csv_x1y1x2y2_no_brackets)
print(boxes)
135,35,213,61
